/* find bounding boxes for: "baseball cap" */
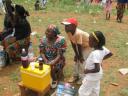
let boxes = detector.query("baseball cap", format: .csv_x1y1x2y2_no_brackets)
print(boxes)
61,18,78,26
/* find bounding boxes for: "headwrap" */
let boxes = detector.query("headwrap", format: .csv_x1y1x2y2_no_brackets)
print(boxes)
46,24,60,35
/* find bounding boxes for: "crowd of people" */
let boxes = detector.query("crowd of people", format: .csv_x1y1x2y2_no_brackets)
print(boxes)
79,0,128,22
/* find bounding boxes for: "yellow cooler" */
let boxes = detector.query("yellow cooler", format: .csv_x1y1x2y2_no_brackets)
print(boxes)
20,62,51,92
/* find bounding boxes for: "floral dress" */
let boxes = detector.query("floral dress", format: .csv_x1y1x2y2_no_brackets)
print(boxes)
39,35,67,70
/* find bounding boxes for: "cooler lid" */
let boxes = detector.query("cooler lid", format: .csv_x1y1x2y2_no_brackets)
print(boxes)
20,62,50,77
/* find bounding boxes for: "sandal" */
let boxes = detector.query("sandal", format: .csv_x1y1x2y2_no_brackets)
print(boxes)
51,81,58,89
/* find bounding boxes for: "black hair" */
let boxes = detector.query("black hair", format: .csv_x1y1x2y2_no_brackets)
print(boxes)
15,4,29,18
94,31,106,48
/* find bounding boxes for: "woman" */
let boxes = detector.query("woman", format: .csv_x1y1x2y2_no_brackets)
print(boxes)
2,4,31,61
39,24,67,88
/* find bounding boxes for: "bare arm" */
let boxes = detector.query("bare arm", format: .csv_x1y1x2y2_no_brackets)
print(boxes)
71,42,79,61
49,54,61,66
41,53,48,63
84,63,100,74
103,52,113,60
77,44,84,63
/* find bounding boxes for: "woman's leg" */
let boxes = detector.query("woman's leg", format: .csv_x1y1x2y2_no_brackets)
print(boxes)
51,65,57,81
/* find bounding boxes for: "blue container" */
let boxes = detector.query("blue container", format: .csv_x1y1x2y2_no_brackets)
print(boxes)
56,84,65,96
0,51,5,68
63,87,77,96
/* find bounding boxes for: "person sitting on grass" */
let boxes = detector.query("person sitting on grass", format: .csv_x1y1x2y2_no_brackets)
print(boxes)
1,4,31,62
39,24,67,88
79,31,113,96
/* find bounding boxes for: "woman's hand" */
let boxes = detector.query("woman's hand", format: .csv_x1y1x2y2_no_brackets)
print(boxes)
49,60,55,65
79,57,84,63
74,55,79,62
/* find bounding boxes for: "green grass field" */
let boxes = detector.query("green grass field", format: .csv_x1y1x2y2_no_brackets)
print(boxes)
0,0,128,96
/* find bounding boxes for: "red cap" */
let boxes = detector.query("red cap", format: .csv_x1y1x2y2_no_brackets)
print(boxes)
61,18,78,26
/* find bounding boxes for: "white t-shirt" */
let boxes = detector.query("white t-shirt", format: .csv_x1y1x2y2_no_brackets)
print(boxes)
84,46,110,81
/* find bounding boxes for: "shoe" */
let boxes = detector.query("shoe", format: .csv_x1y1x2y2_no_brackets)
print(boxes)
51,81,57,89
68,76,79,83
76,79,82,85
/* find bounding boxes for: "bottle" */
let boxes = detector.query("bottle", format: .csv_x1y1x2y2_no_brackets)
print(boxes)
21,48,28,68
28,42,34,63
38,57,43,70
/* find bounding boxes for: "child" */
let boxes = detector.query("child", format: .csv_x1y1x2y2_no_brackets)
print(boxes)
79,31,112,96
104,0,112,20
34,0,40,10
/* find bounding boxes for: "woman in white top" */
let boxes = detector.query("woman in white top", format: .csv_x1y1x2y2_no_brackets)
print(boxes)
79,31,113,96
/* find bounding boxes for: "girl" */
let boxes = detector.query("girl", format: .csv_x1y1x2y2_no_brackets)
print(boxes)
104,0,112,20
79,31,112,96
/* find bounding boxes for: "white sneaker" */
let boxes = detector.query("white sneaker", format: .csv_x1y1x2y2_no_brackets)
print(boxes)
51,81,57,89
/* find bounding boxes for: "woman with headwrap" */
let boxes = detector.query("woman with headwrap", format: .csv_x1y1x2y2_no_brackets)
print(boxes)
2,4,31,61
39,24,67,88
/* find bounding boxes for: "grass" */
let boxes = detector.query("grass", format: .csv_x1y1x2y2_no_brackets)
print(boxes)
119,87,128,96
0,85,4,96
0,0,128,96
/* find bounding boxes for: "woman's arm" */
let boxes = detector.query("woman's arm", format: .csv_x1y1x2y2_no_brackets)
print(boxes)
49,54,61,66
41,53,48,63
